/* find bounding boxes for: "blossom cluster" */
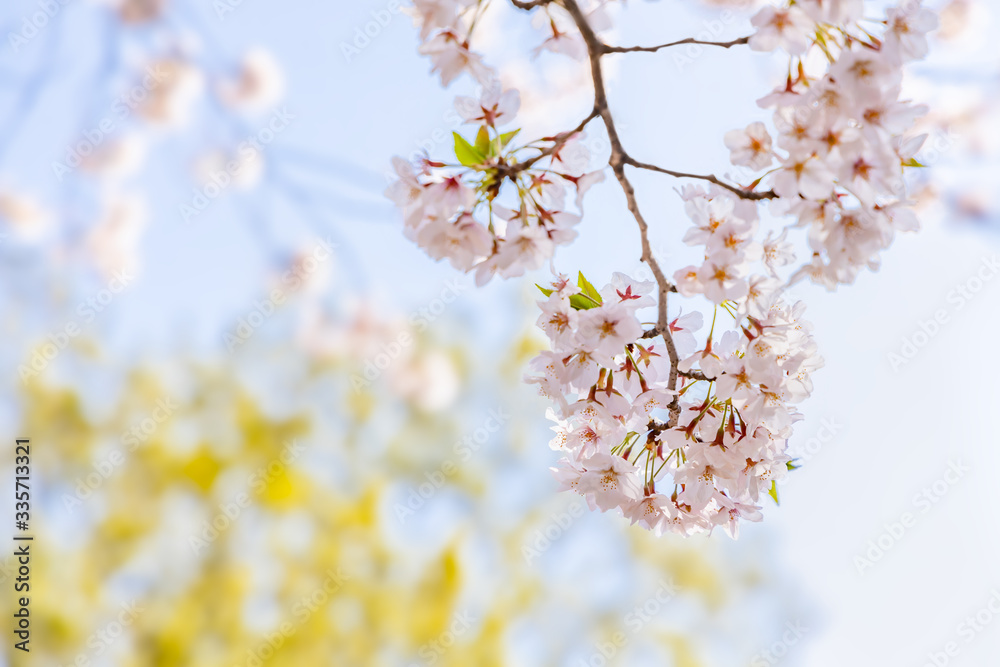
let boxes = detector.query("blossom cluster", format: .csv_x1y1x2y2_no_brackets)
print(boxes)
386,83,605,285
672,185,795,310
528,217,821,537
387,0,936,538
408,0,614,85
730,0,939,288
386,1,615,284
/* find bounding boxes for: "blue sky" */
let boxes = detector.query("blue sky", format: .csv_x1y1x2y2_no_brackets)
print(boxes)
2,0,1000,664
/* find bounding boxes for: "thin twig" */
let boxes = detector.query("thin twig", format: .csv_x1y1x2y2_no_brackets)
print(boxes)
512,107,600,172
522,0,765,425
560,0,682,425
625,156,778,200
602,35,751,53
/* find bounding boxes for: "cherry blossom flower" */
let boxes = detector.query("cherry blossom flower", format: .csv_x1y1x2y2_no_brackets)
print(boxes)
577,453,642,511
419,31,496,86
772,152,837,200
724,122,774,170
797,0,863,24
216,49,285,112
384,158,428,229
624,493,672,533
138,60,204,126
0,190,50,241
669,310,704,358
713,496,763,539
603,272,656,311
454,85,521,127
533,21,587,60
86,194,147,278
761,229,795,276
748,6,815,55
530,5,596,61
117,0,166,23
830,51,901,104
673,266,704,297
409,0,476,40
387,0,931,539
415,213,492,271
83,134,147,181
698,258,749,303
577,303,644,363
884,2,940,62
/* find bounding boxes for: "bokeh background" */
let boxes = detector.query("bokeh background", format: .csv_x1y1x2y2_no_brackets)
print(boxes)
0,0,997,665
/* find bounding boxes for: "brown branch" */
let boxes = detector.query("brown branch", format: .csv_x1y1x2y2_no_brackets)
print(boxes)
603,35,751,54
560,0,682,425
648,418,669,437
512,0,766,425
679,370,711,382
512,107,600,173
625,156,778,201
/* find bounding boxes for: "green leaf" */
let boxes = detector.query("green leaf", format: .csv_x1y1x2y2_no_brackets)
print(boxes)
499,129,521,148
577,272,603,304
475,126,491,156
768,480,779,505
786,461,800,471
902,157,926,168
569,293,600,311
538,273,602,309
454,132,485,167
